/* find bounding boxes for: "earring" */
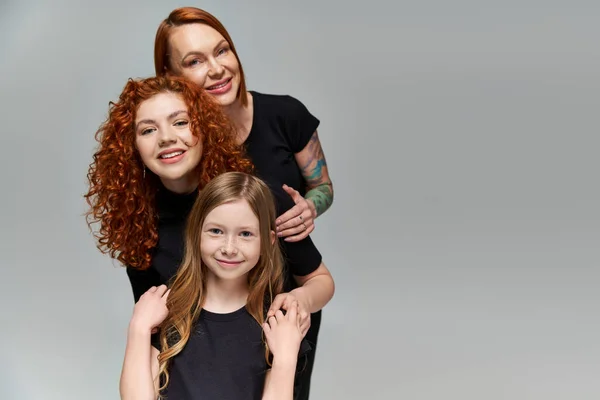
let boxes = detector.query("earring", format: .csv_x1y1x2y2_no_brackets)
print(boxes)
143,167,146,179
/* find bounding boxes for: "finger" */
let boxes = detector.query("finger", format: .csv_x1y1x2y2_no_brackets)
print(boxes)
282,184,302,203
268,315,278,327
148,286,158,292
300,311,309,325
162,289,171,299
156,285,168,296
301,322,310,337
287,301,298,320
278,221,312,238
274,309,285,321
283,223,314,242
277,212,307,232
262,322,271,334
267,294,285,316
276,205,302,227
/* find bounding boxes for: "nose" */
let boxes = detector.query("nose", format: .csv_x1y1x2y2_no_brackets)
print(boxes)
157,125,177,147
220,236,238,256
207,57,224,78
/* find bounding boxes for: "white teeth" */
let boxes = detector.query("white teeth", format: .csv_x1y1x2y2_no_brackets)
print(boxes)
209,81,228,90
160,151,183,159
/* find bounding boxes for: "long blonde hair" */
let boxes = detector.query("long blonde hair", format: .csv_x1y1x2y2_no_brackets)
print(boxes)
156,172,284,392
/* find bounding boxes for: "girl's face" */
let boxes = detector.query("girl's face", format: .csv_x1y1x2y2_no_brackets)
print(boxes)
200,199,263,282
167,23,242,108
134,92,203,193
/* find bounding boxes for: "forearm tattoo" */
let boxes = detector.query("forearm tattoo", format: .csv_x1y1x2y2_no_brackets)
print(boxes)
306,184,333,216
300,132,333,216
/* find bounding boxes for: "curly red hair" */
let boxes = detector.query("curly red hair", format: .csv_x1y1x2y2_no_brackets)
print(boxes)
85,75,253,270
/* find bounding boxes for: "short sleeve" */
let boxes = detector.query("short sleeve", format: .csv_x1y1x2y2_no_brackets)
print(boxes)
280,95,320,153
126,266,162,303
280,235,322,277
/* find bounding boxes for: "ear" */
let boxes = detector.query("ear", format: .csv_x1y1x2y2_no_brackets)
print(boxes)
270,230,276,245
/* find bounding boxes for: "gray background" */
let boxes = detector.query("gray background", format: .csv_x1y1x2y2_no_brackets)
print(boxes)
1,0,599,399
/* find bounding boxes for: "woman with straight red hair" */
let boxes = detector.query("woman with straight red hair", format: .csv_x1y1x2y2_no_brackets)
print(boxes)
151,7,336,399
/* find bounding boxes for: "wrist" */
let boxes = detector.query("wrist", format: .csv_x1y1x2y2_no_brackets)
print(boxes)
290,287,312,312
305,196,317,216
272,354,298,371
128,320,154,337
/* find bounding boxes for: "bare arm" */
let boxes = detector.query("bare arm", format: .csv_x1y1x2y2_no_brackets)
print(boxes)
261,359,298,400
119,325,159,400
294,130,334,217
262,306,303,400
292,262,335,314
120,285,169,400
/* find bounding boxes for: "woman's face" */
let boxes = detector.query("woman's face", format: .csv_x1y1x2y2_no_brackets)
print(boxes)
167,23,242,108
134,92,203,193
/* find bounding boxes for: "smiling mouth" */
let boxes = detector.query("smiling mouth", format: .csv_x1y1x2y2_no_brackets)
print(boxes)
217,259,242,265
206,78,231,90
159,150,184,159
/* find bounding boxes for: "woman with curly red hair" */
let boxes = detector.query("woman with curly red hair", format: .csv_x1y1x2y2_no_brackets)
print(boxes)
85,75,253,272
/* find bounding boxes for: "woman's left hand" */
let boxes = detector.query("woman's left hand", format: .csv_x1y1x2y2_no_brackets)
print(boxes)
276,184,317,242
267,291,311,337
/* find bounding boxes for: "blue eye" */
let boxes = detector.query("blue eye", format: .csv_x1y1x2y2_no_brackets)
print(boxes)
217,48,228,56
209,228,222,234
240,231,252,237
174,120,188,127
141,127,155,135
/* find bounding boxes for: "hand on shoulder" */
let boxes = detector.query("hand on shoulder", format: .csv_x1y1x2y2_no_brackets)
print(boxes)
129,285,170,334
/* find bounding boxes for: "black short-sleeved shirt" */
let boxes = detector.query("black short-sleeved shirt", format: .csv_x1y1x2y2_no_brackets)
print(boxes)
126,91,323,300
245,91,322,290
158,307,267,400
153,306,311,399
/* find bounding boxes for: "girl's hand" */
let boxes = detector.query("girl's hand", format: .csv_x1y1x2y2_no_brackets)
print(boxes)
267,292,310,337
263,301,303,363
276,184,317,242
129,285,170,333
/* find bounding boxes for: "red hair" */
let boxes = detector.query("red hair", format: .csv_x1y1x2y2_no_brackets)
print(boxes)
154,7,248,107
85,75,253,270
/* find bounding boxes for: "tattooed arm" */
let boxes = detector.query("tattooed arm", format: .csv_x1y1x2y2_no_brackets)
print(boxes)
276,130,333,241
295,130,334,217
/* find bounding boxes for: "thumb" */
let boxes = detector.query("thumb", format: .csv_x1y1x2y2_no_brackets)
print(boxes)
268,294,285,316
282,184,300,200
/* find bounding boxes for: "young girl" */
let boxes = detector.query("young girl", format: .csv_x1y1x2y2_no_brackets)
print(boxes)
120,172,306,399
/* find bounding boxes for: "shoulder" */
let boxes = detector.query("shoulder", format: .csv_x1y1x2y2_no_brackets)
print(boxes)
251,91,312,119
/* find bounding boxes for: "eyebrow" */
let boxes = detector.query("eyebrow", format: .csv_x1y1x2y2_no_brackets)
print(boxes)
204,222,258,231
135,110,188,131
180,39,229,63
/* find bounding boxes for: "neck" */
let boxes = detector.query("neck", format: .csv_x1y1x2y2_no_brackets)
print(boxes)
224,93,254,145
203,273,249,313
160,172,200,194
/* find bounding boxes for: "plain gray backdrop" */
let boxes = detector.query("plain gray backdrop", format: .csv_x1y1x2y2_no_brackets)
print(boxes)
1,1,599,399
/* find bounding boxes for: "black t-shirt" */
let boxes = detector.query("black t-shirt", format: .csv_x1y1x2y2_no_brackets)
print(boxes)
126,91,323,300
153,306,311,399
158,306,268,400
245,91,322,291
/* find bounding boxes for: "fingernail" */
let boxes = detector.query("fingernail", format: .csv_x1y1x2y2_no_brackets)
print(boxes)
277,232,283,237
